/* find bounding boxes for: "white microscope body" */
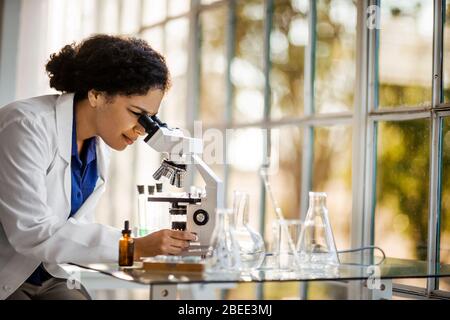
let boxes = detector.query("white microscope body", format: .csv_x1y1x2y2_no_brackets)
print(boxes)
138,115,224,249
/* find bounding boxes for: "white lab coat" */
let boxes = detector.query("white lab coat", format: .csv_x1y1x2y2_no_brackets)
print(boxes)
0,93,122,299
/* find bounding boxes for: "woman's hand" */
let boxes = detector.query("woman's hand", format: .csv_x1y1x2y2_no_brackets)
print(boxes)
133,229,198,260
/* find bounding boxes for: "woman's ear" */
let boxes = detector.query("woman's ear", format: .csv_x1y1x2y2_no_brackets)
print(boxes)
87,90,104,108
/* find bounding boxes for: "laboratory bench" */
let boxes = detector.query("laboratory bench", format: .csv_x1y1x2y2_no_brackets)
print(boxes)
70,253,450,300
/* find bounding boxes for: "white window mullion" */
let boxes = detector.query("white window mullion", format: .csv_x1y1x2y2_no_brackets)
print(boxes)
427,0,445,295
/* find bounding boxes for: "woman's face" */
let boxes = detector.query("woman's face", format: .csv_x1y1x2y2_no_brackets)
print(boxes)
93,88,164,151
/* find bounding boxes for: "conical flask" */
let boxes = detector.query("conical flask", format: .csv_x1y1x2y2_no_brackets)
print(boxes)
232,191,265,270
205,208,241,273
297,192,339,266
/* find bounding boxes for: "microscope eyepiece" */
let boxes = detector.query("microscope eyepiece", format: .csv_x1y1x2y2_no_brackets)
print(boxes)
150,115,168,128
138,114,159,138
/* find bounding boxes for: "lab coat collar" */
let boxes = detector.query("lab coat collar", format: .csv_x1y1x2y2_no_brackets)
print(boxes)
55,93,74,164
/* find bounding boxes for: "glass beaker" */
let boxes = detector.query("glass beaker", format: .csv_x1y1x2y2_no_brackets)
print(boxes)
205,208,241,273
270,219,303,270
297,192,339,268
232,191,265,270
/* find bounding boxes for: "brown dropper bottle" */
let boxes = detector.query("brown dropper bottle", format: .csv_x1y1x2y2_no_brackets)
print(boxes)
119,220,134,266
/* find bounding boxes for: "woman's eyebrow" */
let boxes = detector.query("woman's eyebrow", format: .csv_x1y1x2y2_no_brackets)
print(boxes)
130,105,153,115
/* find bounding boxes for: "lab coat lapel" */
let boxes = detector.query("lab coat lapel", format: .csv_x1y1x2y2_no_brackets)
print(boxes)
96,136,110,185
55,93,75,206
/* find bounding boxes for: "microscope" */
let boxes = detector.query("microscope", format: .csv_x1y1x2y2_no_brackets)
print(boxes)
138,114,224,254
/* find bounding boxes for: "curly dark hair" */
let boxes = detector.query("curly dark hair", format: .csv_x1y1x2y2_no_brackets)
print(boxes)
45,34,170,100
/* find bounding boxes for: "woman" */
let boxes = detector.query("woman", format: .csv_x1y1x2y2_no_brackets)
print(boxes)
0,34,196,300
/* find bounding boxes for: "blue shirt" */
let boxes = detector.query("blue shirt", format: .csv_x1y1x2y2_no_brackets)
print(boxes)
26,110,98,286
69,119,98,217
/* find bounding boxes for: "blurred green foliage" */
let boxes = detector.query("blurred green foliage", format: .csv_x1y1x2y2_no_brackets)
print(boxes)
376,119,429,261
439,119,450,265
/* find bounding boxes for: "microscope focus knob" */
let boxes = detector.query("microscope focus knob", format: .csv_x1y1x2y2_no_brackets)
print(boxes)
193,210,209,226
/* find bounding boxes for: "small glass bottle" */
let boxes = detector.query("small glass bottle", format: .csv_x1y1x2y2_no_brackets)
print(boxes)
119,220,134,266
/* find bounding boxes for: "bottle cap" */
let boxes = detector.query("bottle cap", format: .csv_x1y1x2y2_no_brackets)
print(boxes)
137,185,145,194
156,183,163,193
148,185,155,195
122,220,131,235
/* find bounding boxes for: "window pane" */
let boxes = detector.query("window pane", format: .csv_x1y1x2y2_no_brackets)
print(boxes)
375,119,429,288
225,127,265,299
263,127,303,222
193,126,226,190
142,0,167,26
98,0,120,34
305,282,348,299
439,117,450,290
162,18,189,128
141,27,165,53
263,126,303,299
119,0,140,34
315,0,356,113
270,0,308,119
47,0,97,43
199,5,227,125
201,0,222,4
227,128,264,219
312,125,352,250
168,0,190,16
378,0,433,108
232,0,265,124
97,148,139,227
166,18,189,78
444,3,450,101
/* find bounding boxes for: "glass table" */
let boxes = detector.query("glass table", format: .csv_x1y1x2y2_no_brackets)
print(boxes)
72,253,450,299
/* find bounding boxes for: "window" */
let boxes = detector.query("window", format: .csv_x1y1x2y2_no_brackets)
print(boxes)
233,0,265,124
199,5,228,125
270,0,308,119
142,0,167,26
163,18,190,128
377,0,433,108
315,0,356,113
312,125,352,250
374,119,429,288
440,116,450,291
74,0,450,299
375,119,429,262
444,3,450,101
370,0,437,293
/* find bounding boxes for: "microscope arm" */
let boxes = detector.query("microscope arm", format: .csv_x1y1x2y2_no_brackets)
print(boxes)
191,154,224,209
